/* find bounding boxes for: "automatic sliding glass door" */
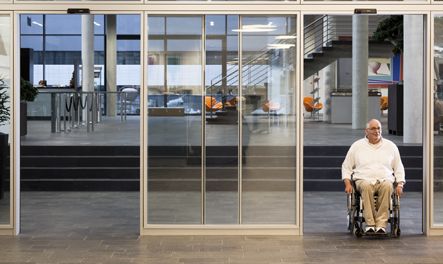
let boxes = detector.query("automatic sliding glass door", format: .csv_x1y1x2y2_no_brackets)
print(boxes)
145,14,297,228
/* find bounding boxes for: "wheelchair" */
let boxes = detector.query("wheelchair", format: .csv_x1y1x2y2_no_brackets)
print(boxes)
347,180,401,238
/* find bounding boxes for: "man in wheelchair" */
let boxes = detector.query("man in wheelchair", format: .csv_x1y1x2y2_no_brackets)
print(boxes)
342,119,405,237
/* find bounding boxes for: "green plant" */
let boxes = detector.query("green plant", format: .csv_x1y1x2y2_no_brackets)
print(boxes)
20,78,38,102
0,79,10,126
373,15,403,55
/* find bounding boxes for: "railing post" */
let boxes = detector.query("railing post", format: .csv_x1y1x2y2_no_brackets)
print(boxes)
63,93,67,133
120,91,124,122
56,93,61,133
50,93,56,133
97,92,101,123
86,94,91,133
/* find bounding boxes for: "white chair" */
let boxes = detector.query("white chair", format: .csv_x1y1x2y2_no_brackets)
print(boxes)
121,87,139,118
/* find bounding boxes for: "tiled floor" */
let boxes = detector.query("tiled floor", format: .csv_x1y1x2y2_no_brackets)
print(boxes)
0,191,436,264
21,115,421,147
0,116,435,263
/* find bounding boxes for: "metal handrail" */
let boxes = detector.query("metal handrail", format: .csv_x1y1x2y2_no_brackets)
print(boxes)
38,90,139,133
304,15,333,58
207,33,297,93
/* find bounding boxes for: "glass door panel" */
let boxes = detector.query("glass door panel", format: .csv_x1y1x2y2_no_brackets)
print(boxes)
241,15,297,224
205,15,239,224
147,16,203,224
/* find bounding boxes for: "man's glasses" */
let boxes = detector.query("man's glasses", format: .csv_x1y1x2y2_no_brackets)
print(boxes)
368,127,381,131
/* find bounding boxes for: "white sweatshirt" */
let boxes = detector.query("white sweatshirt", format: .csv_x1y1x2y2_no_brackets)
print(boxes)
341,137,405,184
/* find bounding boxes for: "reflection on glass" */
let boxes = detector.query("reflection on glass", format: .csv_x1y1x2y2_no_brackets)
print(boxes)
147,16,203,224
434,15,443,224
0,15,11,225
205,15,239,224
20,15,43,35
241,16,297,224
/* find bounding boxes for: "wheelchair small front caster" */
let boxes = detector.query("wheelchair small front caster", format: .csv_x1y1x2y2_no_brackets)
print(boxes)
354,226,363,238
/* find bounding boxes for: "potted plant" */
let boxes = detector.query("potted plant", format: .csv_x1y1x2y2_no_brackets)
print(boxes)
20,78,39,136
0,78,9,200
373,15,403,55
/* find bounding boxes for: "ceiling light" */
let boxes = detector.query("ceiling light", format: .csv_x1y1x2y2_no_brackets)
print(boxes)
32,21,43,27
275,35,297,40
435,45,443,52
210,21,215,26
232,24,277,33
267,43,295,49
94,21,101,26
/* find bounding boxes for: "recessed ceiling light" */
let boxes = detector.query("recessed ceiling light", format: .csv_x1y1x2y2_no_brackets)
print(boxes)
275,35,297,40
232,24,277,33
32,21,43,27
267,43,295,49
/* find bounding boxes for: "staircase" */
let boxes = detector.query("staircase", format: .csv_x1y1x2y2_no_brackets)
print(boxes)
147,145,296,192
304,15,394,79
304,145,423,192
21,146,139,191
20,145,423,192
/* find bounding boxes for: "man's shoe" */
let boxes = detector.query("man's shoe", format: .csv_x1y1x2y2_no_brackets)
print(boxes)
365,226,375,233
376,227,386,234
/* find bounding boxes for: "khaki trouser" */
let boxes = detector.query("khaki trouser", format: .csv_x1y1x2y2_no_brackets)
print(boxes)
355,180,393,228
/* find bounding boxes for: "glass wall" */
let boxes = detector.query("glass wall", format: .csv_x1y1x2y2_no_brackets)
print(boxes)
20,14,105,88
241,16,297,224
20,14,141,120
0,15,11,226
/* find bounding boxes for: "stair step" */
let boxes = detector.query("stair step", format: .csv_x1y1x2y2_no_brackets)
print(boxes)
17,145,424,192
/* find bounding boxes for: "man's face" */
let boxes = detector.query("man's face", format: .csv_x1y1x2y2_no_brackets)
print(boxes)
365,120,382,144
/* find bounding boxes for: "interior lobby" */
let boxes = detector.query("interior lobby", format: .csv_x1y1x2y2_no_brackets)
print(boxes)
0,1,443,263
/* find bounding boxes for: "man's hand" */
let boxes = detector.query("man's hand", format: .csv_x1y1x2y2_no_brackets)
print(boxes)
344,179,353,194
396,184,404,197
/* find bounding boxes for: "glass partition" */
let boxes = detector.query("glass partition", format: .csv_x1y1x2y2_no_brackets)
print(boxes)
241,15,297,224
0,15,11,226
147,16,203,224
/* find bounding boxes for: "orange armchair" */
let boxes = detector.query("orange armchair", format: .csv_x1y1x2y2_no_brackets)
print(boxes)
205,96,223,112
262,100,281,112
303,97,323,112
380,96,388,111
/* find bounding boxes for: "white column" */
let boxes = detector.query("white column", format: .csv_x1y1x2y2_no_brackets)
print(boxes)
81,15,94,123
352,15,368,129
106,15,117,117
321,61,337,122
403,15,423,144
82,15,94,92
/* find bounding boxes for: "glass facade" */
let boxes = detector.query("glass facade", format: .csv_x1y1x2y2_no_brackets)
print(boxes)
434,15,443,225
0,1,436,235
0,15,10,226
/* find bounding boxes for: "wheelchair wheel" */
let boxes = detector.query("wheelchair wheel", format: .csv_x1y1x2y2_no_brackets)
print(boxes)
391,221,401,238
353,224,363,238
